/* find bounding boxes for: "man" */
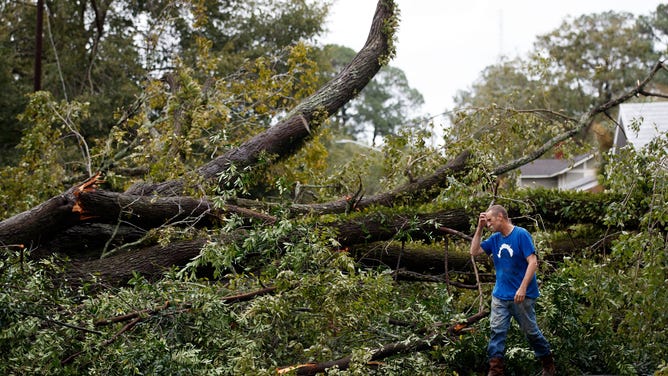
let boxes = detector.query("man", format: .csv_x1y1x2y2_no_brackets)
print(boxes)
470,205,555,376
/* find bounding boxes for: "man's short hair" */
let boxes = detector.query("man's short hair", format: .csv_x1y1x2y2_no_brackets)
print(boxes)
488,204,508,219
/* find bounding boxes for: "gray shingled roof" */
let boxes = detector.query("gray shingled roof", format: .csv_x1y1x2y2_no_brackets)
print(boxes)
519,154,593,178
614,102,668,151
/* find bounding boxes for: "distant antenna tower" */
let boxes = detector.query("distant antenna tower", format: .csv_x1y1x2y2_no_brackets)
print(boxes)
498,9,504,60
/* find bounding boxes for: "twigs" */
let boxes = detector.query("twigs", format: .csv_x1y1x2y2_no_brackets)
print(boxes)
470,252,485,313
93,300,171,327
444,236,450,293
18,310,103,335
62,285,278,365
278,310,489,375
439,226,472,241
61,316,142,365
392,269,486,289
394,240,404,281
437,225,485,312
220,285,277,304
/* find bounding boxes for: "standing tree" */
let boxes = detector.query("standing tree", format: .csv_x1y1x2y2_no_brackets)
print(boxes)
533,10,660,108
350,65,425,146
450,9,667,164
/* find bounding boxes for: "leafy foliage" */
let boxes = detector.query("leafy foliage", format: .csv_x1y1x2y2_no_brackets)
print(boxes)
1,2,668,376
0,0,328,159
0,92,87,218
533,11,659,108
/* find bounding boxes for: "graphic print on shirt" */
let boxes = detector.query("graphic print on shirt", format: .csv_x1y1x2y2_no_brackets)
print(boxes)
497,243,514,258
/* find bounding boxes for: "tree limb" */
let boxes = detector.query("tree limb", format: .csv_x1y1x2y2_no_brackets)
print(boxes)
278,310,489,375
493,60,666,176
126,0,399,196
289,151,471,215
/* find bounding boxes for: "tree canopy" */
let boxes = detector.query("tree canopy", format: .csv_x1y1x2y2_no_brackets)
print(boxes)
1,1,668,375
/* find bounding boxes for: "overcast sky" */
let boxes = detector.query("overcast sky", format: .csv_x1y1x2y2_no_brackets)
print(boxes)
320,0,664,123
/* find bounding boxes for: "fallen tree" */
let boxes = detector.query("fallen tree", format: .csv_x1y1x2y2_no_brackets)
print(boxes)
0,0,664,290
2,2,668,375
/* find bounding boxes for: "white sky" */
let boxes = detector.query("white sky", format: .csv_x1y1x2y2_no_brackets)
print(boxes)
320,0,664,123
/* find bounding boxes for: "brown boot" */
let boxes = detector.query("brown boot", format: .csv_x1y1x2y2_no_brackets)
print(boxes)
487,357,504,376
540,353,556,376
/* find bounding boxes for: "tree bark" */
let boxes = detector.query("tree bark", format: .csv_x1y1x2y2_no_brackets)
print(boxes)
288,150,471,215
0,182,84,249
351,242,489,275
67,239,207,285
66,209,471,284
125,0,398,196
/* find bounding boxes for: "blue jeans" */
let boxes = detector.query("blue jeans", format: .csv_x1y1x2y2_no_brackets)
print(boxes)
487,296,551,360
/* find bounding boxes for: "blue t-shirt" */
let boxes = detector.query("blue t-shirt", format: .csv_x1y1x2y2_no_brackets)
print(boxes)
480,226,540,300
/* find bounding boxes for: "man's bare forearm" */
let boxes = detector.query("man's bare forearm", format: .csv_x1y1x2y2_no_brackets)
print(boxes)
470,220,485,257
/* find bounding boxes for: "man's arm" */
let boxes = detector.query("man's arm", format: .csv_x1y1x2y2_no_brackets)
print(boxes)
514,253,538,303
470,213,487,257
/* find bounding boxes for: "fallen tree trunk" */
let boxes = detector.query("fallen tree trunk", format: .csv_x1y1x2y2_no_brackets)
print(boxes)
1,149,470,255
66,209,471,284
67,239,207,284
0,189,79,250
36,223,146,260
126,0,398,196
68,203,609,285
288,150,471,215
2,174,622,285
350,242,486,275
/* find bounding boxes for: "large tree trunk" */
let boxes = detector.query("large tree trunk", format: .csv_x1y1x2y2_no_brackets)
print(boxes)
125,0,398,196
0,189,79,249
67,209,471,284
63,203,612,285
351,242,488,275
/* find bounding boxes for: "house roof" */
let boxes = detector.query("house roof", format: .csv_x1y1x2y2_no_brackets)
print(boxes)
614,102,668,152
519,154,594,178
